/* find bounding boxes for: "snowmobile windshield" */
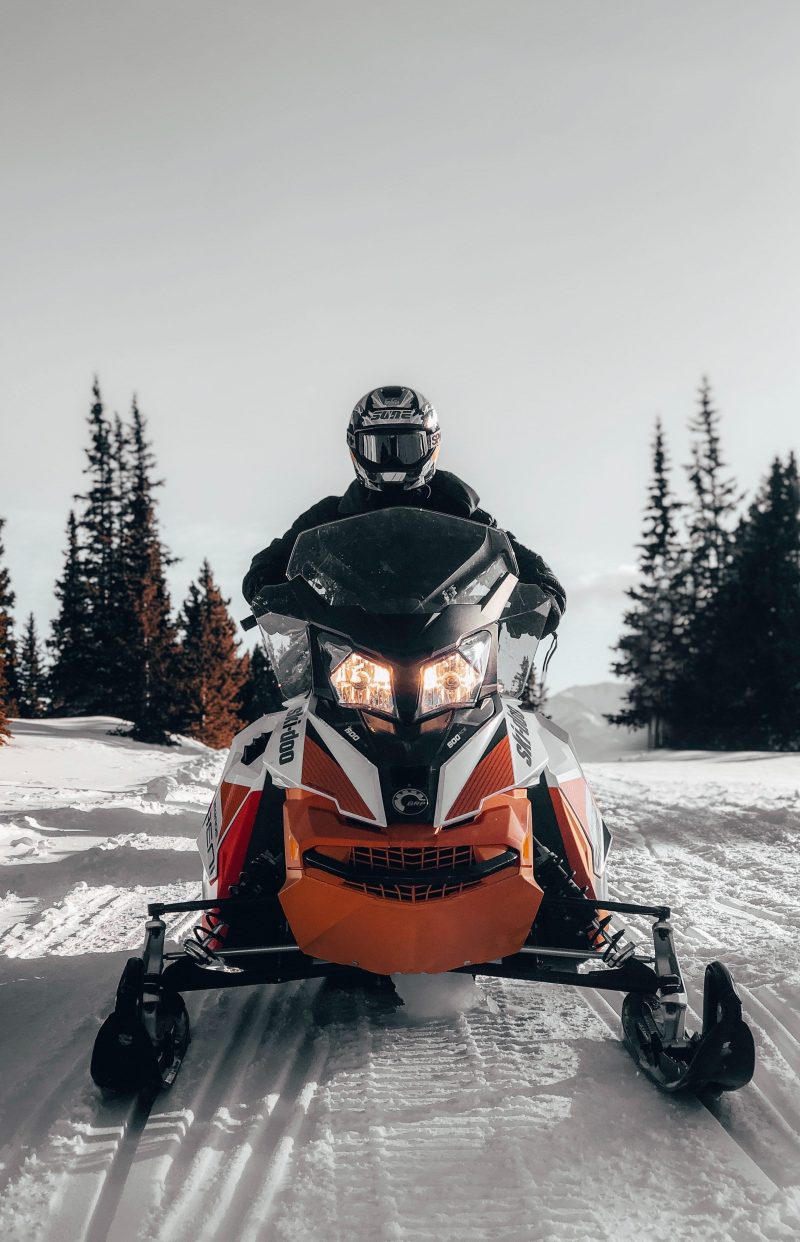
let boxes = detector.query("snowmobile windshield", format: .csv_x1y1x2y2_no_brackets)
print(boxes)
285,508,516,614
250,510,552,705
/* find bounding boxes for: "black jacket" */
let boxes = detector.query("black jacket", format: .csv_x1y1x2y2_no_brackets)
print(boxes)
242,470,566,632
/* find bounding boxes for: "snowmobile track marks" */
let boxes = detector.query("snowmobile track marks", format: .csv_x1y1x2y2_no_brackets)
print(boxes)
235,1034,330,1242
135,980,329,1242
83,1090,157,1242
580,985,780,1195
269,979,607,1242
681,975,800,1159
714,894,796,937
0,881,200,958
137,985,289,1239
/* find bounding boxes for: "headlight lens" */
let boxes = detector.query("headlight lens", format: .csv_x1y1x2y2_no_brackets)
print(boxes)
328,649,396,715
419,631,491,715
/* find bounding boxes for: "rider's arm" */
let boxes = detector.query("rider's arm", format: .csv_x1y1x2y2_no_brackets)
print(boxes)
506,535,567,635
242,495,341,604
468,505,566,635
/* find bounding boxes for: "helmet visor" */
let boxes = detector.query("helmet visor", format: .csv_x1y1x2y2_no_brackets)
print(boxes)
357,430,430,466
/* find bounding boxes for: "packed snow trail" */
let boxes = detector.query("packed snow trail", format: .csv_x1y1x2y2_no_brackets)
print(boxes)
1,720,799,1241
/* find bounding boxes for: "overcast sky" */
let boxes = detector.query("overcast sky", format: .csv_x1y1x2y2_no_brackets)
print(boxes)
1,1,799,691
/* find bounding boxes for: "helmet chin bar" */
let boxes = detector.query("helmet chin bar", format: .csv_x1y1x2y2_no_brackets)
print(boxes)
353,463,436,493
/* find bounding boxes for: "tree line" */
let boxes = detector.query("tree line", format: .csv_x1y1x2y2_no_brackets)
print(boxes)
610,378,800,750
3,376,796,753
0,380,280,748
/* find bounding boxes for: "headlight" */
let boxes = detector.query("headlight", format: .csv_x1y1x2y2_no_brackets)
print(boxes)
327,648,396,715
419,631,491,715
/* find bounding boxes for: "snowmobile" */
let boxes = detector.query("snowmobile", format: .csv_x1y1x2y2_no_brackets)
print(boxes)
91,509,755,1096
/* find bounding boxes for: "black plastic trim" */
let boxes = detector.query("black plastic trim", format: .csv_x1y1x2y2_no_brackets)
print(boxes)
302,845,518,887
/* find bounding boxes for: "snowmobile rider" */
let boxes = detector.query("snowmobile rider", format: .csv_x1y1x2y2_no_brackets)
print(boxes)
242,386,566,633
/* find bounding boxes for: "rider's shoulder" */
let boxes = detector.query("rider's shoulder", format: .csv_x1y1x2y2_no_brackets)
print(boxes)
292,493,342,528
430,470,481,516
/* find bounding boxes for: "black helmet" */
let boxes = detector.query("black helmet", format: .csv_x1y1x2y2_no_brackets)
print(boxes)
347,386,440,491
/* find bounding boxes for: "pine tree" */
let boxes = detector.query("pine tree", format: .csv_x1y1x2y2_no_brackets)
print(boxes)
672,379,741,744
0,517,16,742
49,511,95,714
608,419,684,747
116,398,181,743
74,379,121,713
239,643,283,721
177,562,248,748
17,614,47,718
701,454,800,749
0,661,7,744
685,378,740,601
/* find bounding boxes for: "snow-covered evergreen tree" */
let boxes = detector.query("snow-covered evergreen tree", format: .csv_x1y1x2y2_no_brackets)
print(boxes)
73,379,122,713
670,379,741,744
685,378,740,601
177,562,247,748
609,419,684,747
116,398,181,742
0,517,16,741
49,510,95,714
700,454,800,748
17,614,47,718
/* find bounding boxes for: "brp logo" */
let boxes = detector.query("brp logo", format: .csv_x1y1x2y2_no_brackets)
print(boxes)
392,788,429,817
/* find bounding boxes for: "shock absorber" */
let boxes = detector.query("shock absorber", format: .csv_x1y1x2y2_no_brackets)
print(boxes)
534,842,635,965
184,849,284,964
184,907,229,964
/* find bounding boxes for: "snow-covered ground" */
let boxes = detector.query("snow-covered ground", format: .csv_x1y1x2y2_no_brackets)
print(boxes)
1,717,799,1241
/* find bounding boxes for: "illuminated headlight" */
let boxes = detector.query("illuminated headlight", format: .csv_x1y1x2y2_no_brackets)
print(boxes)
419,632,491,715
327,648,396,715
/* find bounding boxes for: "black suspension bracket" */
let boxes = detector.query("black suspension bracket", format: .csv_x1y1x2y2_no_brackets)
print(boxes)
540,894,672,921
141,912,167,1044
534,844,641,966
649,915,688,1043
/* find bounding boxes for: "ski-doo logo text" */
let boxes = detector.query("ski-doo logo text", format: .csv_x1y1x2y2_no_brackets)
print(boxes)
392,788,429,816
507,704,532,763
279,706,304,766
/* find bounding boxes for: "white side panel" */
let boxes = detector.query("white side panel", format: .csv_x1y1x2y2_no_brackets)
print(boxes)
223,711,284,784
434,711,505,825
533,713,584,784
196,711,281,885
583,784,608,880
307,712,386,827
263,697,310,789
198,788,222,885
533,712,610,888
501,698,549,788
260,697,385,826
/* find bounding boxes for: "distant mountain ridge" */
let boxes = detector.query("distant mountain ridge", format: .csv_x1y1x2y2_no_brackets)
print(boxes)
546,682,646,761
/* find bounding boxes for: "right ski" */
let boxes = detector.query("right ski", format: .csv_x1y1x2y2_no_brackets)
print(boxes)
622,962,755,1093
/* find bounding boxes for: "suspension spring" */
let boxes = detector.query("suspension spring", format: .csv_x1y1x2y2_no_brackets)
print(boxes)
184,850,283,964
534,842,635,965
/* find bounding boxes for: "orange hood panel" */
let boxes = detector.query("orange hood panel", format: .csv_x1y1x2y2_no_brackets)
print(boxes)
279,790,543,975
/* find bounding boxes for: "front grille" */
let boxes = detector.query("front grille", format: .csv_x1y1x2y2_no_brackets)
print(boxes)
349,844,475,874
347,878,479,902
346,844,485,902
303,843,518,903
